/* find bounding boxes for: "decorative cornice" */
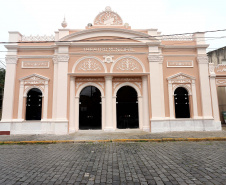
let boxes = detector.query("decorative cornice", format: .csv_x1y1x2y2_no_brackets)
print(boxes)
21,35,55,41
18,55,53,59
5,56,18,64
53,55,69,63
162,35,193,41
197,56,208,64
148,55,163,63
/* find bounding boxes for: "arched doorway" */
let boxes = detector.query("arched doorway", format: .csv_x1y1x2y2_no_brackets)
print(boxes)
116,86,139,129
25,88,42,120
174,87,190,118
79,86,102,130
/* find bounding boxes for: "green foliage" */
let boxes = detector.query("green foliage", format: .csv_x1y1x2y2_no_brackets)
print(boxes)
0,68,5,93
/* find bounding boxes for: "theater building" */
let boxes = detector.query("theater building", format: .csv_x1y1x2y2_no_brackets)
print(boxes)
0,7,222,135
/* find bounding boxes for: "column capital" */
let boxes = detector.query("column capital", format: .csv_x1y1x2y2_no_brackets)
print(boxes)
148,55,163,63
105,76,113,80
197,55,208,64
5,56,18,64
209,63,216,77
142,75,148,81
53,55,69,63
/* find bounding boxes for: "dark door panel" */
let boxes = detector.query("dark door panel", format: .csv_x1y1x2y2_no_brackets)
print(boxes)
79,86,101,130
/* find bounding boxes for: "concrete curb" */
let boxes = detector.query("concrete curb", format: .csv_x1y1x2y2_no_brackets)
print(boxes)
1,137,226,144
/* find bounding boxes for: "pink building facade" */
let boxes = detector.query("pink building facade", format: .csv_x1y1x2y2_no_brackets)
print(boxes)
0,7,222,135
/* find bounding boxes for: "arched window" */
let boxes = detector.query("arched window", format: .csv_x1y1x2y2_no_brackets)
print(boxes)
174,87,190,118
25,88,42,120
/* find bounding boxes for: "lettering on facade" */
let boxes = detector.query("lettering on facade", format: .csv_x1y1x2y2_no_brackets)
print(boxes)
167,61,193,67
83,47,135,52
22,61,49,68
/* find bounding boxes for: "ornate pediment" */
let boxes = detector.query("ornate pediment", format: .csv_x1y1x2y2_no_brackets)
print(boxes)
94,7,123,26
167,73,195,84
20,74,49,85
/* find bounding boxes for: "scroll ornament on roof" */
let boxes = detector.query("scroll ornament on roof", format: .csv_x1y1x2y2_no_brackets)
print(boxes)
94,6,123,26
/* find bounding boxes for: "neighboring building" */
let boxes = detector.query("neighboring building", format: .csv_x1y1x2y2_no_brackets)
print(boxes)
0,7,222,135
208,47,226,65
208,47,226,124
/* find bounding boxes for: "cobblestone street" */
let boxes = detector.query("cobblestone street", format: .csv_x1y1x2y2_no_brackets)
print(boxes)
0,142,226,185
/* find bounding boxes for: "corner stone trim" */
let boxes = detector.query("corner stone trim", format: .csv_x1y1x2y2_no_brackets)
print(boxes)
53,55,69,63
5,56,18,64
148,55,163,63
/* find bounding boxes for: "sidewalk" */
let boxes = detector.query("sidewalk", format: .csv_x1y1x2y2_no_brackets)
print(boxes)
0,126,226,143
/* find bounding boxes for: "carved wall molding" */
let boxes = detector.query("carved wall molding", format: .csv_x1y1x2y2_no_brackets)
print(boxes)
76,78,104,82
172,84,192,95
167,61,193,68
110,55,145,73
148,55,164,63
170,75,192,84
78,59,102,71
23,85,45,97
22,61,49,68
76,82,83,89
215,64,226,73
116,58,140,71
216,79,226,86
72,56,107,73
135,82,142,89
98,82,104,89
113,77,141,82
113,82,120,89
5,56,18,64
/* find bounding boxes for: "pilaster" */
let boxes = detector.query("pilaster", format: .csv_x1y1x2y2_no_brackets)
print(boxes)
69,76,75,133
17,81,24,120
104,76,114,131
52,56,58,120
42,81,49,120
55,54,69,121
2,56,18,121
197,56,213,118
168,81,174,118
191,80,198,118
142,76,150,131
209,63,220,121
148,55,165,119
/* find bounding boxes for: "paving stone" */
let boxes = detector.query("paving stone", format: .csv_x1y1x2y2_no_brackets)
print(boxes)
0,142,226,184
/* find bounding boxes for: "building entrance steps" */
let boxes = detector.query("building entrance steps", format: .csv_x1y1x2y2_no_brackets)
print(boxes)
0,127,226,143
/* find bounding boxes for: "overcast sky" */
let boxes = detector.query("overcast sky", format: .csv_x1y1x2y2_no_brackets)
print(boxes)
1,0,226,67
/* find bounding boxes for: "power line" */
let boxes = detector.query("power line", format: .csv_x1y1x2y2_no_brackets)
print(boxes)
0,28,225,44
